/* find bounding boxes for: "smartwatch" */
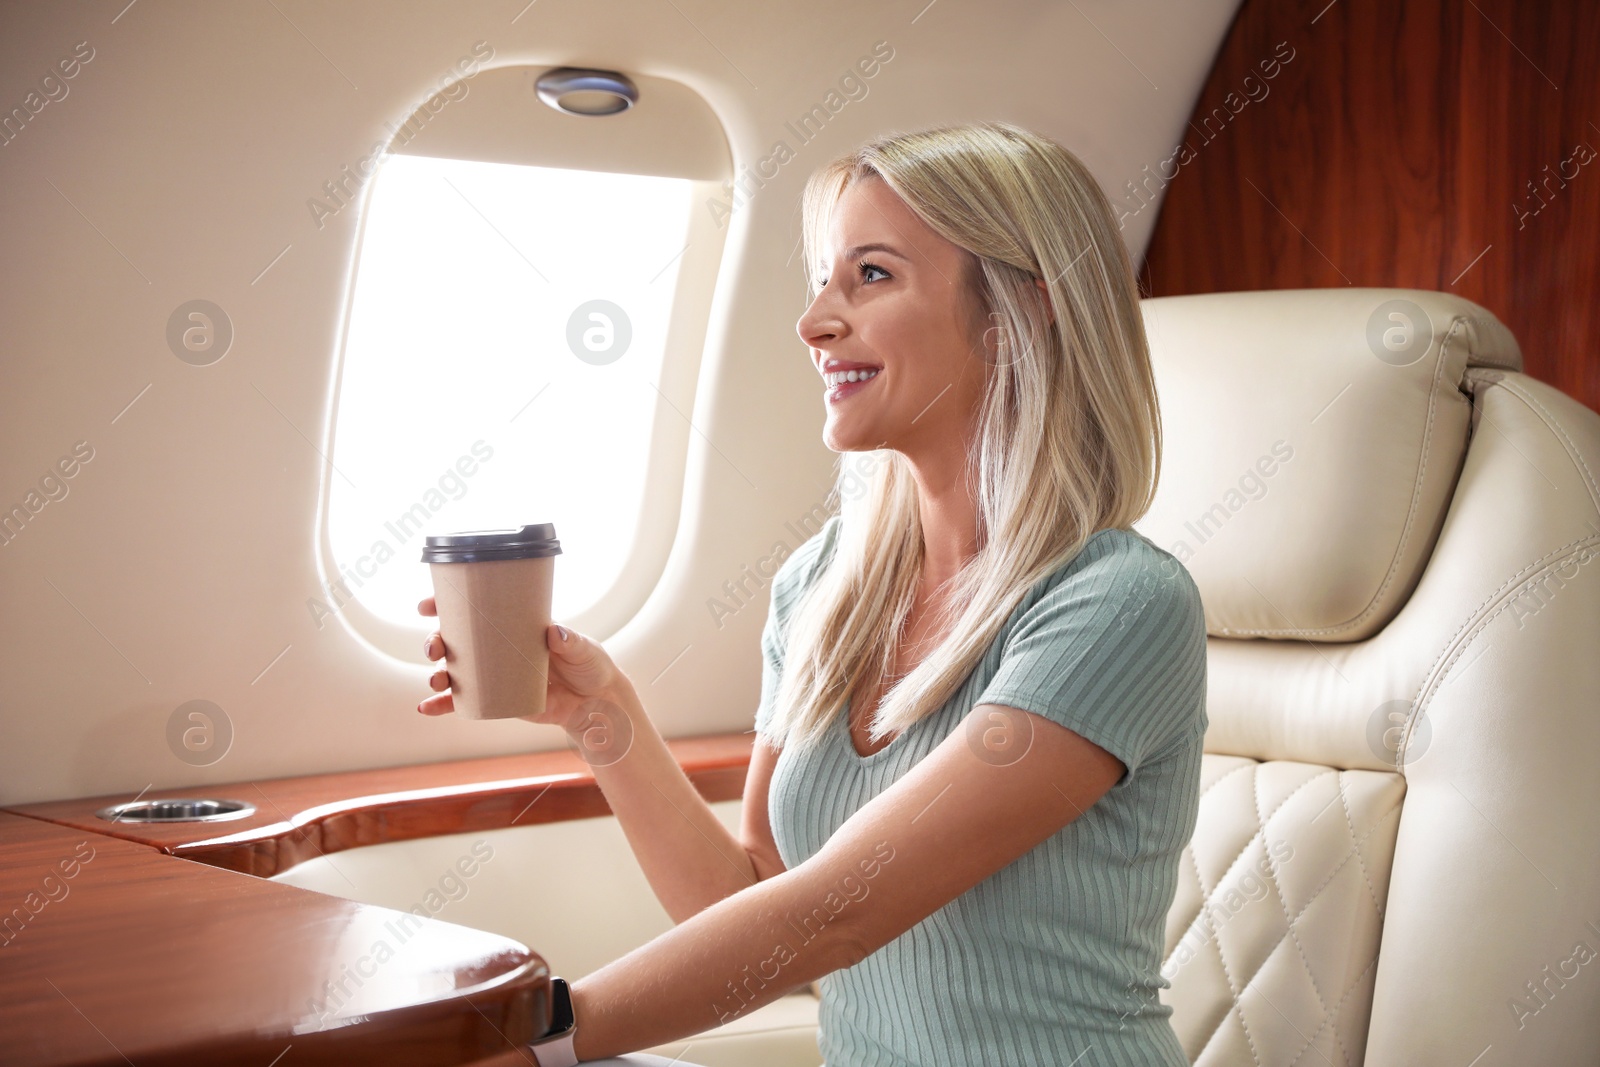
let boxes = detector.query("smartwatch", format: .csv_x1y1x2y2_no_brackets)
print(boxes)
527,976,579,1066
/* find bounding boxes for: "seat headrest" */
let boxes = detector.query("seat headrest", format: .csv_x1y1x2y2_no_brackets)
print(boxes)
1132,288,1522,642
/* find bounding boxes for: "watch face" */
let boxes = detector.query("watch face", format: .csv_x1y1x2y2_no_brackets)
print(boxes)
547,977,574,1034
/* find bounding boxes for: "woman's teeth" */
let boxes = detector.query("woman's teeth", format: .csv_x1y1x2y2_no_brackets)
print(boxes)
825,368,880,387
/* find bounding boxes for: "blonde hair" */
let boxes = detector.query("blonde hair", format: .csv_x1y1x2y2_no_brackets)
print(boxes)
762,120,1163,752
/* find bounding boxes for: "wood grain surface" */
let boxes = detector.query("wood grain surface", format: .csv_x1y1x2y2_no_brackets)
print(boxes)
1140,0,1600,414
6,733,754,877
0,811,548,1066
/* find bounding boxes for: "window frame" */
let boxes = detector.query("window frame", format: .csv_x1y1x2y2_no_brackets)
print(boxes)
310,64,733,665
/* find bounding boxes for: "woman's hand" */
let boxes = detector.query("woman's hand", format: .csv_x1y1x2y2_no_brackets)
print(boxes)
417,597,631,734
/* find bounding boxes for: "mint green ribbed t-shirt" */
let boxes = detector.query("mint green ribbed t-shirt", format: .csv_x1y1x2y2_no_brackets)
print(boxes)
754,515,1207,1067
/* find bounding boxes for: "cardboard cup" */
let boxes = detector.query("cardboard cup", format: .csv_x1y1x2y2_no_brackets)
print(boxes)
421,524,561,721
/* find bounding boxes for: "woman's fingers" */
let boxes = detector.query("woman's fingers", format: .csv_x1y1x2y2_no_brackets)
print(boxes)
417,605,451,713
418,613,451,714
544,623,615,695
421,615,611,722
417,690,455,715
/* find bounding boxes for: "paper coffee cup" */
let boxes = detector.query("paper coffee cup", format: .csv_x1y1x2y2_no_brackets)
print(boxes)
421,524,562,721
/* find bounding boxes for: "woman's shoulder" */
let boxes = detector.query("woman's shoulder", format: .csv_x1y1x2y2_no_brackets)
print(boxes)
980,527,1208,773
1071,526,1194,583
1019,526,1204,631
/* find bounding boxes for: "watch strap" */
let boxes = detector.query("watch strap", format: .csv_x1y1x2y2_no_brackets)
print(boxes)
528,976,579,1067
529,1029,578,1067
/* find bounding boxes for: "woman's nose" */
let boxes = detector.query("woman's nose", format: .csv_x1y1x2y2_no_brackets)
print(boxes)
797,297,842,348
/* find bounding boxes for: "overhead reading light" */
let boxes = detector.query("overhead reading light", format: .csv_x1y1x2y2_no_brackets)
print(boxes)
535,67,639,116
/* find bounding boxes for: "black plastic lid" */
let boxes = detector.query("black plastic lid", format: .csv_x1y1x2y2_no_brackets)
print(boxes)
420,523,562,563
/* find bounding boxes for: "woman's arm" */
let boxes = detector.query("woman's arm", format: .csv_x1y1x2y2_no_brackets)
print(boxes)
568,670,786,923
560,701,1125,1061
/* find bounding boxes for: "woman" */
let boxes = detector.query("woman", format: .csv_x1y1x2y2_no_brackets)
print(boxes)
420,120,1207,1067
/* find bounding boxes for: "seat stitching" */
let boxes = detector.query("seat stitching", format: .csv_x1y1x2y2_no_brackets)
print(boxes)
1173,765,1398,1037
1326,313,1461,634
1188,762,1268,1067
1492,374,1600,519
1291,917,1357,1067
1284,953,1382,1067
1191,770,1402,932
1420,533,1597,667
1253,764,1348,1067
1192,1001,1250,1067
1167,768,1272,971
1196,759,1255,806
1192,877,1267,1067
1287,800,1405,927
1167,766,1332,971
1188,782,1404,1063
1196,770,1334,902
1224,796,1405,992
1409,534,1600,763
1336,773,1385,916
1247,767,1338,839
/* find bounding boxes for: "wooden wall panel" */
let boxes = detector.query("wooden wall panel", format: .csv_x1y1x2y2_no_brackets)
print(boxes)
1141,0,1600,414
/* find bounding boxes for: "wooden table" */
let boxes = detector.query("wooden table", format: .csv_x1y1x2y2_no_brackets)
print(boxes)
0,734,753,1066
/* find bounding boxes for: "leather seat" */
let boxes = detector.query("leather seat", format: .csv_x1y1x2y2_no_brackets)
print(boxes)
1130,287,1600,1066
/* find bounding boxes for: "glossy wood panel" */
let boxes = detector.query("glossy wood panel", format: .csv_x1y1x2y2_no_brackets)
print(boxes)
0,812,548,1066
6,733,753,877
1140,0,1600,414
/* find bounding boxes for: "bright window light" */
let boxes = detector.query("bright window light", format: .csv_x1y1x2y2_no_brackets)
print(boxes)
325,153,694,630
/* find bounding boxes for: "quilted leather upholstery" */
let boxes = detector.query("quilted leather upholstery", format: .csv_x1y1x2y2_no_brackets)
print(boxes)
1161,755,1405,1066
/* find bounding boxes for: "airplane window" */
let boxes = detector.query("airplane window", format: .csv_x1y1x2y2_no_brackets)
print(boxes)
324,151,694,631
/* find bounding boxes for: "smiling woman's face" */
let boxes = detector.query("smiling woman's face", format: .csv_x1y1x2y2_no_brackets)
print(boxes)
796,175,989,457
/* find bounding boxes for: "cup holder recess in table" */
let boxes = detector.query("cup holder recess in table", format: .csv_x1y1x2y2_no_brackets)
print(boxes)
94,798,257,823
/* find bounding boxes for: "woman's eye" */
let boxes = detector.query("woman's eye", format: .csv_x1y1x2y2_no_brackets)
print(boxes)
813,261,889,292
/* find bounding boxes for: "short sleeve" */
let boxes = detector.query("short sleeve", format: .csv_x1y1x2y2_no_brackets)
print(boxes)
753,516,843,743
976,534,1207,777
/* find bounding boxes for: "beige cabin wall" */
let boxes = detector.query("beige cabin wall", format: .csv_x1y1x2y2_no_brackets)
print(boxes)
0,0,1240,803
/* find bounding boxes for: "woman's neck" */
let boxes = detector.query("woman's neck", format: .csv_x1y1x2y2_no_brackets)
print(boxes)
908,463,980,586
